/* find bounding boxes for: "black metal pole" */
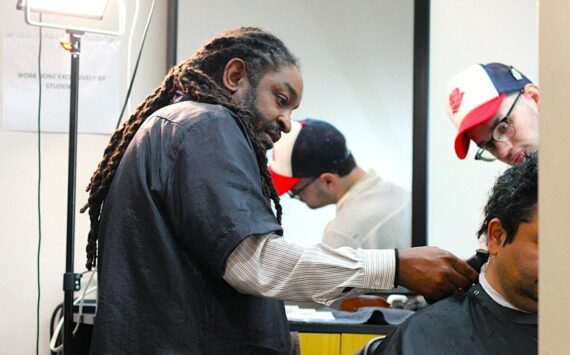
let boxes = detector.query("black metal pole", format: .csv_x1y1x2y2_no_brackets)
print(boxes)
166,0,178,71
63,30,83,355
412,0,430,247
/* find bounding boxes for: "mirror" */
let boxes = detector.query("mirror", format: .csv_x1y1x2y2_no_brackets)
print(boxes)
175,0,419,248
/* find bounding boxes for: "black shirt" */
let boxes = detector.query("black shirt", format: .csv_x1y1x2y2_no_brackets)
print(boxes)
90,101,289,354
375,283,537,355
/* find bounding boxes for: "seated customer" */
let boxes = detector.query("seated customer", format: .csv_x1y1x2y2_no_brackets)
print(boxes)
269,118,411,249
374,154,538,355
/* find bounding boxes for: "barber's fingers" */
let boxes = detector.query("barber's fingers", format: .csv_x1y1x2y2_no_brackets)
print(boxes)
428,257,477,296
442,258,479,291
444,267,472,290
452,258,479,283
398,246,480,300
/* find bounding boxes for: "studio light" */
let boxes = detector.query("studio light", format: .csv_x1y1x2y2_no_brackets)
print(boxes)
27,0,109,19
19,0,125,35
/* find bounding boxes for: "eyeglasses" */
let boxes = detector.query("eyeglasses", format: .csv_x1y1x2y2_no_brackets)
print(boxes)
288,177,317,199
474,90,523,162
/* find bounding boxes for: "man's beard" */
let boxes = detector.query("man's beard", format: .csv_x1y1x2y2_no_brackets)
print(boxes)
238,87,264,134
238,87,278,150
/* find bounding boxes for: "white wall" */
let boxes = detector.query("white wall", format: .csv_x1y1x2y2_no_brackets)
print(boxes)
429,0,538,257
177,0,414,246
0,1,167,353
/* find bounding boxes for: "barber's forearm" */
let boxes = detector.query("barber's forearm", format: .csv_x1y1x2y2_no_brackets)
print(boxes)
223,233,396,305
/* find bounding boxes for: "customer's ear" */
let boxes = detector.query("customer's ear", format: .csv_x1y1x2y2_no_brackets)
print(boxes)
487,218,507,256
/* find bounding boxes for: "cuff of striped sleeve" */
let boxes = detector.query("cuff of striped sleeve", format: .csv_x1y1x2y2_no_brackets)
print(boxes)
359,249,396,290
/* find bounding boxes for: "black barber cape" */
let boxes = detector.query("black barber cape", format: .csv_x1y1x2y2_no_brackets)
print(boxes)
375,283,537,355
91,101,289,354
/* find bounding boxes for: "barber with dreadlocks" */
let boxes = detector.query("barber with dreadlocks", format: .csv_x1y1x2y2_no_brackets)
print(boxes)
82,27,477,354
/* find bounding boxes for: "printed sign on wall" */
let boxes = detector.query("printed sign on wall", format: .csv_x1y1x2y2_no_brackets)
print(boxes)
2,31,120,134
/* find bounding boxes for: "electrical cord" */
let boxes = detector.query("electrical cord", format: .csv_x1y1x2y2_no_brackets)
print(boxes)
49,304,63,355
73,270,96,334
115,0,156,129
36,15,43,355
49,270,97,353
49,286,98,353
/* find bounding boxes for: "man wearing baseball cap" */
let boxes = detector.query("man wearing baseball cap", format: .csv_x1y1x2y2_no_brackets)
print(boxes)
446,62,539,165
269,118,411,250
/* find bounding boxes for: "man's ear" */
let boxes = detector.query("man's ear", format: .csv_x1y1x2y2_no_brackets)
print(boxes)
523,83,540,105
222,58,248,95
319,173,338,191
487,218,507,256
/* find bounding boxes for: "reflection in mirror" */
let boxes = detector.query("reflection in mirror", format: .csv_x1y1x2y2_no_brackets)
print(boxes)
176,0,414,248
428,0,538,258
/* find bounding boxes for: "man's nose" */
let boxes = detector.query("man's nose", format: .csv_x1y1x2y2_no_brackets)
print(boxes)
277,111,292,133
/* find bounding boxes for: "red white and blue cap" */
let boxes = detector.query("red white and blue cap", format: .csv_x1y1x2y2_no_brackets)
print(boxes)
446,63,532,159
268,119,354,196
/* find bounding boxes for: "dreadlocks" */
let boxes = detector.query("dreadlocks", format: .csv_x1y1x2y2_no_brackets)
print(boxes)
81,27,298,270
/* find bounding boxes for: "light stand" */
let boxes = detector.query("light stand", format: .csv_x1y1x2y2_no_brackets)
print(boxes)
17,1,125,354
62,29,82,353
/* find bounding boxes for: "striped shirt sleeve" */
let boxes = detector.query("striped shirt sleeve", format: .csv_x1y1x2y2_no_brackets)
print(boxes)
223,233,396,306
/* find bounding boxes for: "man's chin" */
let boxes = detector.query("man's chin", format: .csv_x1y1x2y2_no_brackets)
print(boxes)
260,132,275,150
262,139,273,150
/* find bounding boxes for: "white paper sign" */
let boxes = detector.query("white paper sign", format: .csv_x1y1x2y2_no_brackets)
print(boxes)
2,31,120,134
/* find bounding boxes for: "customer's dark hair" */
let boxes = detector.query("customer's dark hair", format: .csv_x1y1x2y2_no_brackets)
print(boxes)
477,154,538,245
81,27,298,270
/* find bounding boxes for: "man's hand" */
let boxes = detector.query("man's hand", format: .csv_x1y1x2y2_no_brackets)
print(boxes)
397,246,479,301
